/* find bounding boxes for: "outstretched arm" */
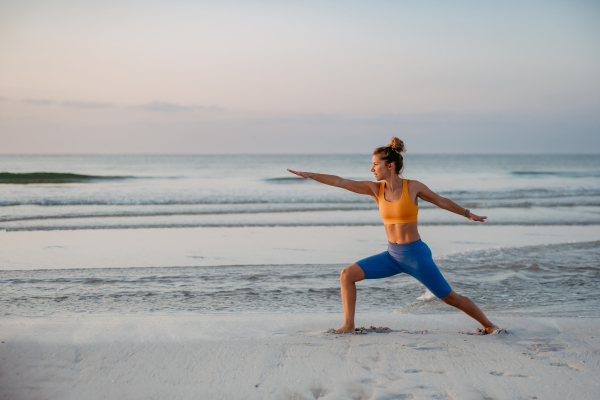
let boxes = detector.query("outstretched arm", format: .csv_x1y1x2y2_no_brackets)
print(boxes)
287,169,378,197
413,180,487,222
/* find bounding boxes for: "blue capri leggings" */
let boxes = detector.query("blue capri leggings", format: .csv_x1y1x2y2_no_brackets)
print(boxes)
356,239,452,299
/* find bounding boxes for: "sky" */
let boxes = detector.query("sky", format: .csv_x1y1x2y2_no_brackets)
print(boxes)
1,0,599,153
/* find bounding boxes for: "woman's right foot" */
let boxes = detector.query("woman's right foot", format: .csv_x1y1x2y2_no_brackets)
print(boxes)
484,324,500,334
335,324,355,334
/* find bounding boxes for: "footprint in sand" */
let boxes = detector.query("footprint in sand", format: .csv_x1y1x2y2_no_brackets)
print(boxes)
526,343,565,353
310,383,328,399
550,362,580,371
324,326,394,335
404,369,446,374
374,394,414,400
522,352,542,360
489,372,531,378
402,343,441,351
379,373,401,381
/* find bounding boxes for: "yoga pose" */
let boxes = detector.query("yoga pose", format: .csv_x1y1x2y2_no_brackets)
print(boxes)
287,137,499,334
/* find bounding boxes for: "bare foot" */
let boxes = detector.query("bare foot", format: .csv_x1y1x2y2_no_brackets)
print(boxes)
335,324,355,334
485,324,500,334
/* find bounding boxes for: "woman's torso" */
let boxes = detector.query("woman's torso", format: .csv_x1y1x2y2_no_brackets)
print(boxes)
376,179,421,244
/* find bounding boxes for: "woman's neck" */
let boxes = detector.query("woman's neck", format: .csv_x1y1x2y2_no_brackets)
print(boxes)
385,175,403,192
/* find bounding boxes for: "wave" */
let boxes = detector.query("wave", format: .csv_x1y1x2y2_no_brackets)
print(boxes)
2,197,600,208
0,172,134,184
511,171,600,178
264,177,309,183
0,199,373,207
264,176,366,183
442,187,600,200
3,201,600,223
512,171,561,176
436,239,600,261
435,240,600,274
4,221,600,231
0,205,378,222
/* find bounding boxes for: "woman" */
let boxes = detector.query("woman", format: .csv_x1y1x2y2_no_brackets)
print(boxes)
287,137,499,334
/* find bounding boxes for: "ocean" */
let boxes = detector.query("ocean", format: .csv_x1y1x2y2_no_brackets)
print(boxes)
1,154,599,317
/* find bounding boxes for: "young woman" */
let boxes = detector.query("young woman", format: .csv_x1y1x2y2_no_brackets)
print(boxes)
287,137,499,334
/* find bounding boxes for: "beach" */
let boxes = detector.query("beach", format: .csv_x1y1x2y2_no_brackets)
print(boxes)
2,313,599,400
2,154,600,399
2,224,600,399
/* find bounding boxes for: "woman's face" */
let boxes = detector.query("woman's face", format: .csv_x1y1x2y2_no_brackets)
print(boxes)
371,154,393,181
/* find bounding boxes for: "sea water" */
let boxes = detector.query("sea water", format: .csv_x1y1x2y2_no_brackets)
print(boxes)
1,154,599,317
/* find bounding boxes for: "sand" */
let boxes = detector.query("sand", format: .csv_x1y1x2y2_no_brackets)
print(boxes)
1,313,599,400
2,224,600,270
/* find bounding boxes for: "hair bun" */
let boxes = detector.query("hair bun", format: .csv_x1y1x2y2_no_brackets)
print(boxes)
388,137,406,154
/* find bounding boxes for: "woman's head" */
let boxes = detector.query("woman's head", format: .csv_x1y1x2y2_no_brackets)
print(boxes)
372,137,406,179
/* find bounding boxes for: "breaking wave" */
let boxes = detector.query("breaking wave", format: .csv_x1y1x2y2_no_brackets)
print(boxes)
0,172,134,184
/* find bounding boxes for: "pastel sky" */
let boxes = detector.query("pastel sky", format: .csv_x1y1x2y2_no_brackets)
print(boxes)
1,0,599,153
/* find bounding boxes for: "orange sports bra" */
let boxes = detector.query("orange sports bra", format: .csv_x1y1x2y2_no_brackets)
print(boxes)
378,179,418,224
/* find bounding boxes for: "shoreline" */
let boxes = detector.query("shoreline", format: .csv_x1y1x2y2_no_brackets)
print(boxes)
1,313,599,399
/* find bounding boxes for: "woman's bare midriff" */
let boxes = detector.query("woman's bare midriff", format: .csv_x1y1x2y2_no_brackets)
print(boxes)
384,221,420,244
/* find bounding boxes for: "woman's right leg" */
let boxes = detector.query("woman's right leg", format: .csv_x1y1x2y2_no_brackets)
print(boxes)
335,263,365,334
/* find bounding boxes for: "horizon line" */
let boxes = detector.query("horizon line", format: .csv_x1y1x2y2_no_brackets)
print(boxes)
1,152,599,156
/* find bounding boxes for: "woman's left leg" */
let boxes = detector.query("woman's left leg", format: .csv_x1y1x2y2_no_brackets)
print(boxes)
391,241,500,334
441,291,499,334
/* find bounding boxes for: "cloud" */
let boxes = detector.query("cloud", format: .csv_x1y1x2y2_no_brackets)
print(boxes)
23,99,113,108
61,101,114,108
19,98,220,111
24,99,56,105
140,101,223,112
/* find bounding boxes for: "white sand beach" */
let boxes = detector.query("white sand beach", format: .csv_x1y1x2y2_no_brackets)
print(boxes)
1,313,599,400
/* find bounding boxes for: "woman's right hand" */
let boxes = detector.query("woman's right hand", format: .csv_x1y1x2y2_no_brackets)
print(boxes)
468,213,487,222
287,169,310,179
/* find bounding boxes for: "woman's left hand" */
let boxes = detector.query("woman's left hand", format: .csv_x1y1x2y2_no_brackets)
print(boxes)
469,213,487,222
287,169,310,179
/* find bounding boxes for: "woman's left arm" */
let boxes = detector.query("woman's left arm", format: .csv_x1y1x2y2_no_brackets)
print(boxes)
412,181,487,222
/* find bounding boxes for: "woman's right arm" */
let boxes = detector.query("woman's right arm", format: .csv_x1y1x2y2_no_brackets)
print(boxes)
287,169,378,197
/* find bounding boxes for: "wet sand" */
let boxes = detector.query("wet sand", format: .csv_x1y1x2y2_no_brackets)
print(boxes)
2,224,600,270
